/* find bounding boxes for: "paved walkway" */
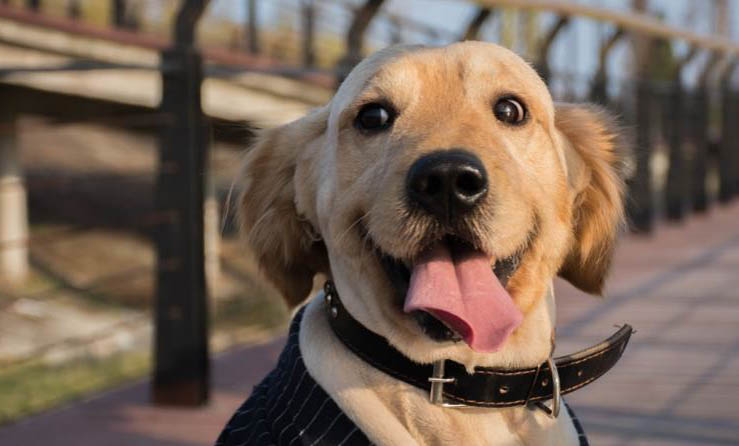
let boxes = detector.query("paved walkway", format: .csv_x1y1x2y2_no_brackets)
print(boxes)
2,202,739,446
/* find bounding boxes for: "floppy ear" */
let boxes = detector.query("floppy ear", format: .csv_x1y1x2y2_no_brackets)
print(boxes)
238,108,330,307
555,104,629,295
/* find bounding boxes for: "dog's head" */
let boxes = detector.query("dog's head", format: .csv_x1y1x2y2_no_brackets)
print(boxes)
238,42,627,367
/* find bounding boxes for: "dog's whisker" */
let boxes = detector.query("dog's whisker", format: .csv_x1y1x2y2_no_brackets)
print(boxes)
221,181,237,236
248,206,275,242
335,213,368,248
221,149,257,237
358,230,373,272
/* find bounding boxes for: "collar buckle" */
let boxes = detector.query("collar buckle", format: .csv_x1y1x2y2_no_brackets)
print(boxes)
428,360,472,409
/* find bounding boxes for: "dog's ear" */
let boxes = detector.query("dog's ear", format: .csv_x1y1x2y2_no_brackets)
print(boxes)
555,104,628,295
238,108,330,307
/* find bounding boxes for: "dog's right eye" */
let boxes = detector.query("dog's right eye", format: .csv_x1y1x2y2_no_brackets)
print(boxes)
355,103,395,132
493,97,526,125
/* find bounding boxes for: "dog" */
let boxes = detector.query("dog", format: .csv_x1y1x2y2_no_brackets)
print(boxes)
217,42,629,446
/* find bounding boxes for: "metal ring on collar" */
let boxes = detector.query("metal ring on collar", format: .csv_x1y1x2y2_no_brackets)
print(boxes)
535,357,561,418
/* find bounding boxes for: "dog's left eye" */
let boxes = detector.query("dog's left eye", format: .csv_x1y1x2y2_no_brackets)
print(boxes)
493,97,526,125
355,103,395,132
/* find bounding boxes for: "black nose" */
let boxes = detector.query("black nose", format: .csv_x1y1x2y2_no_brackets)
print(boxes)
406,150,488,223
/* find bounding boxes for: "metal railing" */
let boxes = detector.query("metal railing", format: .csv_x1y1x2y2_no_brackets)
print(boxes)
1,0,739,409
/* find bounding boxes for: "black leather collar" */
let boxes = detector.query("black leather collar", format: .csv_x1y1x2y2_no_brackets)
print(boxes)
324,280,633,409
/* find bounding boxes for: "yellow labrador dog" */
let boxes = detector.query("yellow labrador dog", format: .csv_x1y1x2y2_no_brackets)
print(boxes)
222,42,628,446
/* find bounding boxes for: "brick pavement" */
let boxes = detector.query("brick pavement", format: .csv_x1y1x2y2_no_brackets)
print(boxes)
555,202,739,446
2,202,739,446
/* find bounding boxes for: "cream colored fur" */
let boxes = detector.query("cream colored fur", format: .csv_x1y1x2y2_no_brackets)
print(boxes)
238,42,627,445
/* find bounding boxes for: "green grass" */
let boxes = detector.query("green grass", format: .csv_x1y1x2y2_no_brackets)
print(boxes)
0,291,287,426
214,290,288,332
0,351,150,425
0,227,290,426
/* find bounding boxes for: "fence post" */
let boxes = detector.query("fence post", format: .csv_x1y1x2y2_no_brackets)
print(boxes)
112,0,126,27
153,0,210,406
718,60,737,203
67,0,81,19
0,88,29,283
734,90,739,197
388,16,401,44
112,0,140,29
664,47,697,221
301,0,316,68
336,0,385,85
534,16,570,85
689,88,709,212
460,7,494,41
664,84,687,220
246,0,259,54
690,53,720,213
590,28,624,105
626,27,658,233
534,16,569,85
627,78,654,232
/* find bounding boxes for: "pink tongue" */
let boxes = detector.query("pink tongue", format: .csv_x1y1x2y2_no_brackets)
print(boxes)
403,243,523,352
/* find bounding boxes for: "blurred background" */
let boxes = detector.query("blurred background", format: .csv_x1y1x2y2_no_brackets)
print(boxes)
0,1,738,445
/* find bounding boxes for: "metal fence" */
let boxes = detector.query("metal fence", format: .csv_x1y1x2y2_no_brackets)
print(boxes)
1,0,739,413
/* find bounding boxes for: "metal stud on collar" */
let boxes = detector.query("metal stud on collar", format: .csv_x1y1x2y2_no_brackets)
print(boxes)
324,280,338,318
324,280,336,299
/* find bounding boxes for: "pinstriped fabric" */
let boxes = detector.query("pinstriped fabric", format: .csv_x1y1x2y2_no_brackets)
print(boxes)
564,401,589,446
215,308,373,446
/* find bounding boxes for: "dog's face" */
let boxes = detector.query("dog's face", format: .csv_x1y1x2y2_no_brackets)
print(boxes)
240,42,626,366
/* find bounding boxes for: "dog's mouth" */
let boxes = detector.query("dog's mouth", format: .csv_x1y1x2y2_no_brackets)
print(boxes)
379,236,524,300
364,226,529,353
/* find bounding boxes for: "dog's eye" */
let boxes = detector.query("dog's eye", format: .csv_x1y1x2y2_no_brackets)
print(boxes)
493,97,526,125
355,103,395,132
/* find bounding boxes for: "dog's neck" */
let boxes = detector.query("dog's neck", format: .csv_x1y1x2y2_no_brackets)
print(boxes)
298,291,578,446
